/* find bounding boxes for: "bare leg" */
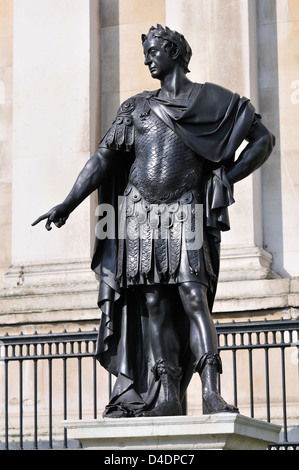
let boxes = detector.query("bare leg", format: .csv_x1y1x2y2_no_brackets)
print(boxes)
178,282,218,360
178,282,239,414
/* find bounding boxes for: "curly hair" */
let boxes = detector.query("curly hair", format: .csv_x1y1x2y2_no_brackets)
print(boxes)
142,24,192,74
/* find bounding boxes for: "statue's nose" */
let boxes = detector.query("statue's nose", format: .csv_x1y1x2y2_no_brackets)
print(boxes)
144,54,150,66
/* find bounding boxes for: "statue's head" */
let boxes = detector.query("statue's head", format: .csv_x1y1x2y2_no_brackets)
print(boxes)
141,24,192,74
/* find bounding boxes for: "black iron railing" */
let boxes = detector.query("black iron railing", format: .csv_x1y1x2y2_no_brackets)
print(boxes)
216,317,299,448
0,318,298,450
0,328,100,450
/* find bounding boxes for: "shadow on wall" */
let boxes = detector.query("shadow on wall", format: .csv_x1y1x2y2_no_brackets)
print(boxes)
90,0,120,254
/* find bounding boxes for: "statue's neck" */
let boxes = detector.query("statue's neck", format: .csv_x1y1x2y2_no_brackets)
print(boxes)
159,69,193,100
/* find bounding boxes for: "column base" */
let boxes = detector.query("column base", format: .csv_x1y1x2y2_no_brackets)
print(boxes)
219,245,280,282
214,278,299,315
63,413,281,450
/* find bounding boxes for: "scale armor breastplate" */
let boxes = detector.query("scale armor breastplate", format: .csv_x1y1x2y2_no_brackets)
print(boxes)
129,112,203,204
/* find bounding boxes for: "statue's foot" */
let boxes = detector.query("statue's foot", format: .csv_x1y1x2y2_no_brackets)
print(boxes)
202,391,239,415
141,401,182,417
103,409,128,418
102,405,135,418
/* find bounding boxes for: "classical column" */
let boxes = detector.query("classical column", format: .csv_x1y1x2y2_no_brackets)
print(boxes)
166,0,278,281
1,0,101,328
259,0,299,279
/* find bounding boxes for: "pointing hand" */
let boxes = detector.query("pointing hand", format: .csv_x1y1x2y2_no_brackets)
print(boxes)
31,204,69,231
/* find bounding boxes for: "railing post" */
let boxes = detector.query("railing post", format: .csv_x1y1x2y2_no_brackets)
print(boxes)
48,357,53,449
19,358,23,450
281,347,288,443
4,353,8,450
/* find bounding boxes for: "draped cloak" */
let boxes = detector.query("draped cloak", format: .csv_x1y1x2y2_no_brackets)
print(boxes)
92,82,256,416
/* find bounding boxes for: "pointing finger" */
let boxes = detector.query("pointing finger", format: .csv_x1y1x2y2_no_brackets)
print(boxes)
31,212,50,227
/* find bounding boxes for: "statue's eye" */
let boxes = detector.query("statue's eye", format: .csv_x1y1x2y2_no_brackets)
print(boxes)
148,48,158,57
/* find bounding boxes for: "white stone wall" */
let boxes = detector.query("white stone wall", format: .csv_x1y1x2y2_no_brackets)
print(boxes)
12,0,92,267
0,0,13,283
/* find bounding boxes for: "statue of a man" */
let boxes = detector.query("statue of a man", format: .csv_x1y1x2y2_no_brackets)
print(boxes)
33,25,275,418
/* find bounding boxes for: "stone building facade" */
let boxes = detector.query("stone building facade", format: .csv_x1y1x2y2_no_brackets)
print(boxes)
0,0,298,437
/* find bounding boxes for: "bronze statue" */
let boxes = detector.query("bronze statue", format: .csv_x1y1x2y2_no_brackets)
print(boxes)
32,25,275,418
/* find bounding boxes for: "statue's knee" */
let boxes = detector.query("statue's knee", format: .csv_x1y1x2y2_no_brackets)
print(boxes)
144,291,161,317
180,282,207,311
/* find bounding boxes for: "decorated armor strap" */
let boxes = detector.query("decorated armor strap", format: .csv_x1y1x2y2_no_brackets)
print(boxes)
101,98,136,152
168,212,182,278
115,185,205,283
139,219,152,277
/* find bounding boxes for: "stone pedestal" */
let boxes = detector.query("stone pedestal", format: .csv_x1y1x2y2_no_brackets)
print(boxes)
63,414,281,451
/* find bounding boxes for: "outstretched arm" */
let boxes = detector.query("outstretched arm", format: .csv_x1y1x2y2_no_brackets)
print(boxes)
32,147,116,230
225,118,275,185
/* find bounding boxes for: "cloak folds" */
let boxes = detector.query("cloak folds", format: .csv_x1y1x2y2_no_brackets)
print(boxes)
92,82,256,416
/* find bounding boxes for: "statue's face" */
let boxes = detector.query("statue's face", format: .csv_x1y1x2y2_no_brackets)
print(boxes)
143,37,176,80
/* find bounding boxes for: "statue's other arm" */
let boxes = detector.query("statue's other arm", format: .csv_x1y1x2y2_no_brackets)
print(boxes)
32,148,117,231
225,118,275,185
